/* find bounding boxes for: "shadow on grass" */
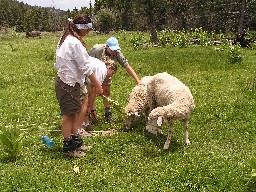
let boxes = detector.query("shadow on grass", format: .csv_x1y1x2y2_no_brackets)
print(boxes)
0,156,17,163
124,116,185,158
142,131,186,160
246,178,256,192
38,146,90,161
144,131,182,151
39,145,67,159
31,114,187,161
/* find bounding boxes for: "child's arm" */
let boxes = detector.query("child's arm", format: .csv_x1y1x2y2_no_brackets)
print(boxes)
87,73,103,96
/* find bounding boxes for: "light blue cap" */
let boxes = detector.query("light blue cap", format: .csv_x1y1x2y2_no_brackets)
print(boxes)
106,37,120,51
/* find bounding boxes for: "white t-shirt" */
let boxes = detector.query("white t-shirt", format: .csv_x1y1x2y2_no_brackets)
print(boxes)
86,57,107,85
54,35,93,87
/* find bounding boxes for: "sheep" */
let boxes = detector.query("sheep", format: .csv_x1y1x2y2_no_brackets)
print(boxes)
145,72,195,149
26,31,41,38
124,72,195,150
124,75,155,131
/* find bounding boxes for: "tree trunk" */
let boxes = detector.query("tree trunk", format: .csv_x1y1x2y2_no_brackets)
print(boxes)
149,24,158,43
237,1,246,35
144,0,158,44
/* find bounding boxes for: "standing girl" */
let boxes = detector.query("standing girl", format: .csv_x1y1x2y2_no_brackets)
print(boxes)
54,14,103,157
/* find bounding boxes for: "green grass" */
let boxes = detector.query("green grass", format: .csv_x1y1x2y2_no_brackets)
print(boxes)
0,31,255,191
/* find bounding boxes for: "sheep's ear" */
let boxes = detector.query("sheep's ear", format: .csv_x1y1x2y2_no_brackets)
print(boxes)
157,116,163,126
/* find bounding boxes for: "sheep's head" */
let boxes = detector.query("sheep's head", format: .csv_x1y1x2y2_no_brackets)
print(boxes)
124,85,149,131
123,111,140,131
146,116,163,135
146,107,166,135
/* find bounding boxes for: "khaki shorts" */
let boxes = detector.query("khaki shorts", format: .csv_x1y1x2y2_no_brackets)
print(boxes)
55,76,82,115
80,84,88,100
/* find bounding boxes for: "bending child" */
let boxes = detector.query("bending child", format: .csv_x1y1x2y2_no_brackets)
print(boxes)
79,56,118,131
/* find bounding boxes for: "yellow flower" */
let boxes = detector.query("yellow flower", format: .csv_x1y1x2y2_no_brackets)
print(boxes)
102,95,125,113
73,165,80,174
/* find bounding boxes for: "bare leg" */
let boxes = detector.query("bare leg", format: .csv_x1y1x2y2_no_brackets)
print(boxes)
163,122,173,150
72,112,81,135
182,120,190,145
88,85,97,119
102,84,114,122
61,114,74,138
77,84,90,127
77,99,89,128
102,84,111,108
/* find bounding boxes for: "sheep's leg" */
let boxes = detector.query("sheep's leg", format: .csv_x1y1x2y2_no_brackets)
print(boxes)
144,109,149,123
163,123,173,150
182,119,190,145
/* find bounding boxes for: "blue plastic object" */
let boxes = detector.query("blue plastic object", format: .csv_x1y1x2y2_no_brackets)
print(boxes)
42,136,55,147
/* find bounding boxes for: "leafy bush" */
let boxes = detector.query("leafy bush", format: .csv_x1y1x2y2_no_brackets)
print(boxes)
229,43,242,63
130,32,150,50
250,41,256,50
190,27,210,46
0,126,24,161
157,29,171,47
157,29,189,48
247,31,256,40
175,30,189,48
116,29,128,41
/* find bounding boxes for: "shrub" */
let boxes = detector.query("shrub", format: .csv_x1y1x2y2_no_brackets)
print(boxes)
130,32,150,50
0,125,24,161
157,29,170,47
229,43,242,63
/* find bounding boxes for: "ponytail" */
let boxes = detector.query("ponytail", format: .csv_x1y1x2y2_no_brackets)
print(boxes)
58,14,91,49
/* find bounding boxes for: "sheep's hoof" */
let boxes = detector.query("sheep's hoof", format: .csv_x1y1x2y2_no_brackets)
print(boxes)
184,140,191,145
158,130,163,135
123,126,132,132
163,141,170,150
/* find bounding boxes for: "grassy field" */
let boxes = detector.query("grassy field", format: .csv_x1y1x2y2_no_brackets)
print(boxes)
0,31,256,191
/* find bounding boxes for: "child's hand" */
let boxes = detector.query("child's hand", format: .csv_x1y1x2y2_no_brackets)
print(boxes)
96,86,103,96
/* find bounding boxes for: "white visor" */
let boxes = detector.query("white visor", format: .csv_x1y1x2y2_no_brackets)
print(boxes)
75,23,93,30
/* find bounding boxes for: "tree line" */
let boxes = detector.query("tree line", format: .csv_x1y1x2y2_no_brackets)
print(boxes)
0,0,79,32
1,0,256,38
